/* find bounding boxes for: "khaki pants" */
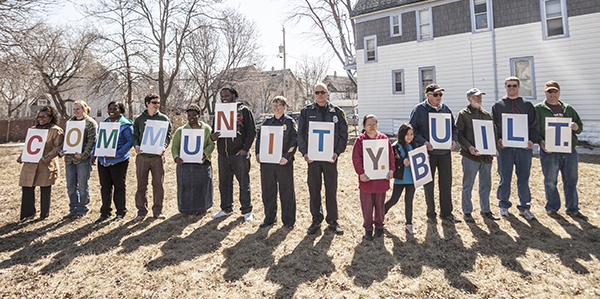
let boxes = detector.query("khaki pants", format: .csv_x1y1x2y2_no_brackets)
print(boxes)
135,155,165,217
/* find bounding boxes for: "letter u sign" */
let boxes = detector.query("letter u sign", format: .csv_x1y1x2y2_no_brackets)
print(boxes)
429,113,452,150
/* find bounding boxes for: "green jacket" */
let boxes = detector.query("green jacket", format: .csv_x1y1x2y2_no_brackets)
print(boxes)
534,100,583,148
133,109,173,156
171,121,215,162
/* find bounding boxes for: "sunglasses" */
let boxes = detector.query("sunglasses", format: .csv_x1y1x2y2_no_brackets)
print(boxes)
150,101,160,105
546,89,559,93
506,84,518,88
314,91,327,95
430,93,443,97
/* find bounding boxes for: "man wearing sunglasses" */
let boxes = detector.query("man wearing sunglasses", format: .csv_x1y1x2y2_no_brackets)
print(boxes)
409,83,460,224
132,94,173,222
298,83,349,235
491,77,539,220
534,81,587,220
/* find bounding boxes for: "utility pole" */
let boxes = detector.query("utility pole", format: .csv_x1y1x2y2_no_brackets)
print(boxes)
279,26,287,100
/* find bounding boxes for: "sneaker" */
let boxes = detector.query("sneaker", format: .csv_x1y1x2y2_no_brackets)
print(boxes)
243,212,253,222
115,215,124,220
547,210,561,219
405,224,416,235
307,222,321,235
464,213,475,223
364,230,373,241
375,228,384,237
212,210,232,219
567,212,588,220
20,215,35,222
328,221,344,235
499,208,509,217
427,217,437,224
442,214,462,223
259,221,275,228
133,215,145,223
94,216,112,224
155,214,167,220
519,209,536,220
481,211,500,220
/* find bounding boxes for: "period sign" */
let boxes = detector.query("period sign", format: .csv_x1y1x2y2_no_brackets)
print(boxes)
259,125,284,164
472,119,497,155
545,117,572,153
408,145,432,189
140,120,169,155
214,103,237,138
63,120,86,154
95,122,121,157
307,121,335,162
501,114,529,148
363,139,389,180
21,129,49,163
429,113,452,150
179,129,205,163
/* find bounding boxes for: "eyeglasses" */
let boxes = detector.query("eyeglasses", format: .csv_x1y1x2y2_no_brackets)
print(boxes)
314,91,327,95
150,101,160,105
506,84,518,88
429,93,443,97
546,89,559,93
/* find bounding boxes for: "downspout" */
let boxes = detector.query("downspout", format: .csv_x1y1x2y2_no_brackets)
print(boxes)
491,2,499,102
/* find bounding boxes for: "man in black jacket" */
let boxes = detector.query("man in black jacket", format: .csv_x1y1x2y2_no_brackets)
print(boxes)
211,88,256,222
298,83,348,235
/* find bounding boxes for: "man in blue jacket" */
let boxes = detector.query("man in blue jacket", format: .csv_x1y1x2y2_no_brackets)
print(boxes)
409,83,460,224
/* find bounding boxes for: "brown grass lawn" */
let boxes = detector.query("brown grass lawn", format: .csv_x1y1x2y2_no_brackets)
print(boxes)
0,142,599,298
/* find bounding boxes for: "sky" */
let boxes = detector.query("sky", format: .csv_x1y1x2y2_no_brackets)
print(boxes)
48,0,346,76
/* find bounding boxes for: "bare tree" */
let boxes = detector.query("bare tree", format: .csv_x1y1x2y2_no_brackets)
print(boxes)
0,54,40,118
0,0,52,48
287,0,356,85
82,0,148,118
13,24,99,118
132,0,219,111
183,8,261,115
295,54,329,107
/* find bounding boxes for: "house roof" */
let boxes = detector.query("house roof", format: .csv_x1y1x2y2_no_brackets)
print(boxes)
350,0,428,18
323,74,357,93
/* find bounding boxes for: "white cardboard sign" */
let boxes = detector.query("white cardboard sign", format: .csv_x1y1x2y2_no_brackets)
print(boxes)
140,120,169,155
472,119,497,155
214,103,237,138
408,145,432,189
363,139,389,180
63,120,86,154
179,129,205,163
545,117,572,153
259,125,284,164
21,129,49,163
429,113,453,150
307,121,335,162
502,114,529,148
95,122,121,157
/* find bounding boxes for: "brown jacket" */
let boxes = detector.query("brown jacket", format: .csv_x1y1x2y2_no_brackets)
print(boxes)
19,125,64,187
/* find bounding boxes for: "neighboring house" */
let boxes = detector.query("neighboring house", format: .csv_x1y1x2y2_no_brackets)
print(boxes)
351,0,600,145
323,72,358,103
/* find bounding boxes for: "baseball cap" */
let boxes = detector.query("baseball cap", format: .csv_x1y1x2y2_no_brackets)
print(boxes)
545,80,560,92
466,88,486,98
425,84,444,93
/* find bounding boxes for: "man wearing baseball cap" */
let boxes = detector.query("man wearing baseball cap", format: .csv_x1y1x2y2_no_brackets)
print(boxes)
409,83,460,224
456,88,500,222
534,81,587,220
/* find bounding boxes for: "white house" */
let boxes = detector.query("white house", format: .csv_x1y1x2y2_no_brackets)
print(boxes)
351,0,600,145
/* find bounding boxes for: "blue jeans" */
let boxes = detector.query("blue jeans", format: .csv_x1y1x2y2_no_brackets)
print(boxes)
461,157,492,214
539,148,579,213
497,147,532,211
65,158,93,215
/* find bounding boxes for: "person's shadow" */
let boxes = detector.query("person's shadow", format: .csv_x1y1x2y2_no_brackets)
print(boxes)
346,234,395,288
266,231,335,298
222,226,290,282
144,217,240,271
119,215,189,254
0,220,67,255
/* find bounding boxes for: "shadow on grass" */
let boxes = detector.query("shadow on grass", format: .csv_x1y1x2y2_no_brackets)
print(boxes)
0,220,68,254
345,235,395,288
266,230,335,298
222,226,290,281
119,215,190,255
144,216,240,271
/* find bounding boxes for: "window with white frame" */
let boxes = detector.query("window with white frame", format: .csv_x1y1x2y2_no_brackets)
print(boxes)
392,70,404,94
510,57,536,99
417,8,432,41
390,15,402,36
37,98,49,106
419,67,435,101
471,0,490,31
542,0,568,38
364,35,377,62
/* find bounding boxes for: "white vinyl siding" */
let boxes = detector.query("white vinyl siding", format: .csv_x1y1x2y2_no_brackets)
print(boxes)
390,15,402,37
417,8,432,41
510,56,536,99
364,35,378,63
541,0,569,39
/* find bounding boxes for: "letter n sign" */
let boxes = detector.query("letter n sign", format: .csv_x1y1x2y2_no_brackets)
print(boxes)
21,128,49,163
95,122,121,157
214,103,237,138
545,117,572,153
408,145,432,189
363,139,389,180
307,121,335,162
259,125,284,164
429,113,452,150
